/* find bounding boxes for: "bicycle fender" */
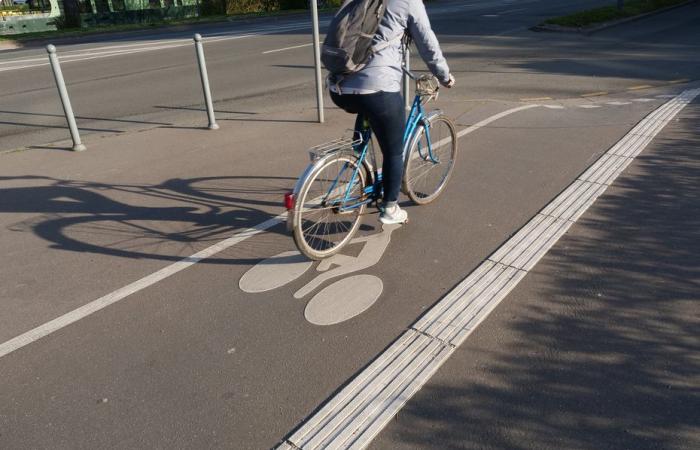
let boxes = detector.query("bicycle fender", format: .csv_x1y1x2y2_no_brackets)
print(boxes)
287,162,316,232
288,150,366,233
424,109,445,124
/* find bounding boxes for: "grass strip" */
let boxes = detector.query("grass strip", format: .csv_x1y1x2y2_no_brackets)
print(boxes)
543,0,690,28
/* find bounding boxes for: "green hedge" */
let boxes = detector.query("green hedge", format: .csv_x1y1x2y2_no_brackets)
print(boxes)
544,0,689,27
220,0,341,15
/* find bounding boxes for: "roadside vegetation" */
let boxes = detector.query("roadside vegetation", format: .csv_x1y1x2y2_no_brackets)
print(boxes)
543,0,690,28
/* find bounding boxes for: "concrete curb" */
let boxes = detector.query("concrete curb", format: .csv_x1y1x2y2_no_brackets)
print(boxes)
530,0,698,35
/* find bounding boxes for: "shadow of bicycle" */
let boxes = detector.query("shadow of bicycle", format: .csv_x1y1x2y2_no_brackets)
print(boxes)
0,174,295,265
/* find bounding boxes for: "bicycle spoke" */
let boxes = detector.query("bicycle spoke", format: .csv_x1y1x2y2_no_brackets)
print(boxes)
410,159,444,183
405,117,456,204
295,154,367,257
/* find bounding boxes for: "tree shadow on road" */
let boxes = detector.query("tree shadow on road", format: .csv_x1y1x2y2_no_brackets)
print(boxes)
376,105,700,449
0,174,294,265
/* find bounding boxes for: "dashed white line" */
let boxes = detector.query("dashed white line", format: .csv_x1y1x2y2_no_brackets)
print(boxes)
577,104,602,109
0,22,323,73
606,101,632,106
263,43,313,54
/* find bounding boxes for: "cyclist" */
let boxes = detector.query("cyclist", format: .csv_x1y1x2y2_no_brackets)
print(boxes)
328,0,455,225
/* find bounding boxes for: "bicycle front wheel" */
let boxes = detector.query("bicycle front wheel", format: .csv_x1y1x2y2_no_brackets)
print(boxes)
403,115,457,205
293,154,367,260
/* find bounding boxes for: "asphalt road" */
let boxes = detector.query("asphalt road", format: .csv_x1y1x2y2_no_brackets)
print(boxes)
1,0,618,152
1,0,699,449
371,99,700,450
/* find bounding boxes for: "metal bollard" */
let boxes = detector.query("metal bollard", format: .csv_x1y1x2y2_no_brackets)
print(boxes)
310,0,325,123
193,34,219,130
46,44,86,152
403,47,411,111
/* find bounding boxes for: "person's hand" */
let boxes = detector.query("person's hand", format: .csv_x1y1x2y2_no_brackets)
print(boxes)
441,74,455,88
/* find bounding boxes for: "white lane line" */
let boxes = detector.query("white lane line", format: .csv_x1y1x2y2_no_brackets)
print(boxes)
0,22,322,73
543,104,565,109
278,88,700,450
0,21,315,65
457,104,540,138
607,101,632,106
577,104,602,109
0,214,285,359
263,43,313,54
0,104,540,360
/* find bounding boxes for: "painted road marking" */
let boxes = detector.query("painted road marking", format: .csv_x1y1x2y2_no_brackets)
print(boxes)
263,43,313,54
305,275,383,326
669,78,690,84
0,22,326,73
543,105,565,109
581,91,608,97
239,251,313,293
0,215,285,359
628,85,652,90
577,104,602,109
240,223,399,325
456,104,539,139
607,101,632,105
520,96,552,101
277,88,700,450
0,104,540,360
632,98,656,102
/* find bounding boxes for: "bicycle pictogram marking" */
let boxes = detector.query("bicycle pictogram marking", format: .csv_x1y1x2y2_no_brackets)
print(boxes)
239,224,400,325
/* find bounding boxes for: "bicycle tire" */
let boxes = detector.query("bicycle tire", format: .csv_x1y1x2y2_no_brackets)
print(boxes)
402,115,457,205
293,153,368,260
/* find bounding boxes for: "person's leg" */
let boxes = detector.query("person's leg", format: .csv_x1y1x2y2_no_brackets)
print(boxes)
360,91,405,204
331,91,365,142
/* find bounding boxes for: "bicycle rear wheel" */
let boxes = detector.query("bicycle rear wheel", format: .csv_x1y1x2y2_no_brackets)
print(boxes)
403,115,457,205
293,154,367,260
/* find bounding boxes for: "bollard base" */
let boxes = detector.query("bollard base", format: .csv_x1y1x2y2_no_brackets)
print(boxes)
208,123,220,130
72,143,87,152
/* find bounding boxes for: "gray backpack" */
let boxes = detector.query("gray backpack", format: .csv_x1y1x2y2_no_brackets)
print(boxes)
321,0,387,76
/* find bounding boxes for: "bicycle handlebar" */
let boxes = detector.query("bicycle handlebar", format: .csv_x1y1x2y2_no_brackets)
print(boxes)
402,67,443,100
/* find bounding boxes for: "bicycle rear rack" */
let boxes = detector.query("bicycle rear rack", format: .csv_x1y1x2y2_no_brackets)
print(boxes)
308,134,363,162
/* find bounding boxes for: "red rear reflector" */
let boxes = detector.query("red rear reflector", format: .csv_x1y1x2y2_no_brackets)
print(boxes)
284,192,295,210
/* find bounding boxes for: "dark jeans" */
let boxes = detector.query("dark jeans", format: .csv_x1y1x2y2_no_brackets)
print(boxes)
330,90,405,203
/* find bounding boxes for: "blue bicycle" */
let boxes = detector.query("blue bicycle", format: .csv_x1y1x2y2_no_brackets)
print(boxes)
286,70,457,259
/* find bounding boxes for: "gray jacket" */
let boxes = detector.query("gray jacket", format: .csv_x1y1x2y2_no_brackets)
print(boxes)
330,0,450,94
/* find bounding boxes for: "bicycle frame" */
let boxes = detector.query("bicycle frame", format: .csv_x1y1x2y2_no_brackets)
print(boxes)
335,91,439,212
286,81,445,231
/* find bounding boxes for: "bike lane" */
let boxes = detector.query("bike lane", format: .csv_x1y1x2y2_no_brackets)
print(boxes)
371,92,700,450
0,92,675,448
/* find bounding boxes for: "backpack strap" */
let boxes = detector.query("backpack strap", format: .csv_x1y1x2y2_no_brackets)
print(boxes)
370,30,405,55
327,73,346,95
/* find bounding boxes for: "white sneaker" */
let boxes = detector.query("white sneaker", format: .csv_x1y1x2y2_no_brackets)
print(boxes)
379,202,408,224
